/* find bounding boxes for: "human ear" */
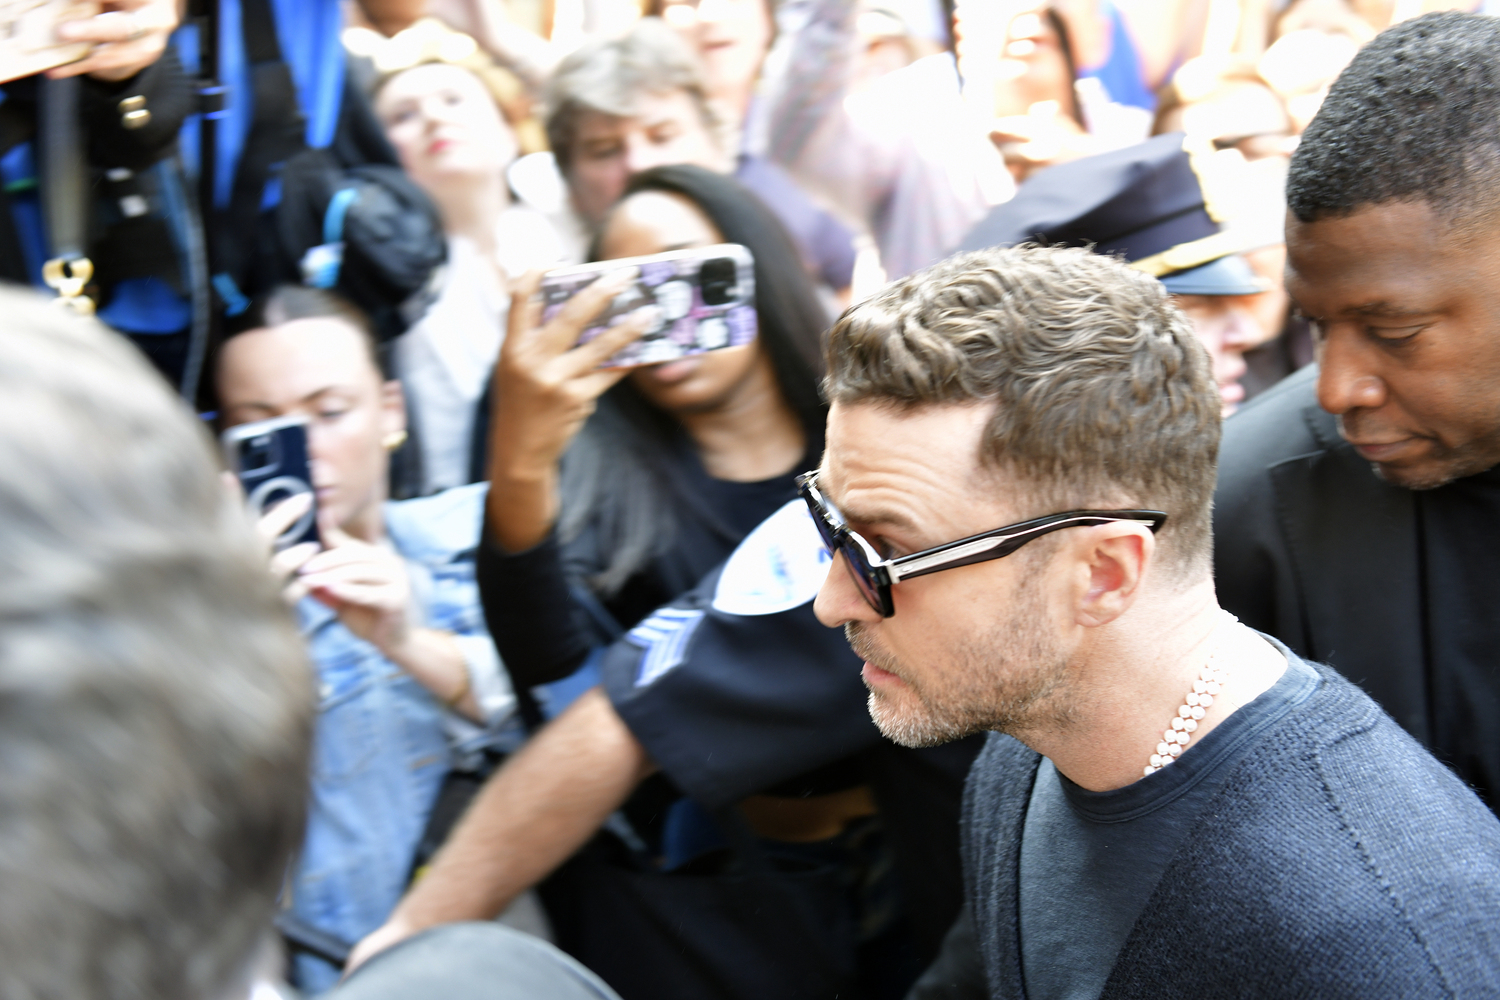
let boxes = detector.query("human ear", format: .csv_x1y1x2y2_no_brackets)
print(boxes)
1075,526,1152,627
380,379,407,438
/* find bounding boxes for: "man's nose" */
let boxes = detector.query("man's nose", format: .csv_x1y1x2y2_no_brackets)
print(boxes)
696,0,733,25
1316,328,1387,415
1222,306,1263,349
813,551,880,628
624,138,670,175
420,95,450,123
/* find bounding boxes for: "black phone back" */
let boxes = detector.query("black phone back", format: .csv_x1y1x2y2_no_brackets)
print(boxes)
223,415,320,550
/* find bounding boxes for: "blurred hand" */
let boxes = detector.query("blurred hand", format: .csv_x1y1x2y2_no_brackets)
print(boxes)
346,913,418,977
255,491,321,606
50,0,181,82
297,523,419,660
990,102,1102,184
485,267,657,552
423,0,557,89
1275,0,1378,43
492,268,657,479
425,0,487,39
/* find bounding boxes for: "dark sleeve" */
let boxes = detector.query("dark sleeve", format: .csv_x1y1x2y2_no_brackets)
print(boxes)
904,905,987,1000
869,738,985,963
79,47,196,173
808,206,857,290
477,529,602,689
1212,367,1319,648
600,568,881,809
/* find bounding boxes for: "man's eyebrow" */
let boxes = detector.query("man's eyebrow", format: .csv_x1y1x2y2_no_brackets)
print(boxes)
1343,301,1436,319
227,402,276,416
835,500,919,535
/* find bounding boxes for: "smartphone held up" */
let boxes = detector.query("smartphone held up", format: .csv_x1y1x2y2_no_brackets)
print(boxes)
222,415,320,551
541,244,757,368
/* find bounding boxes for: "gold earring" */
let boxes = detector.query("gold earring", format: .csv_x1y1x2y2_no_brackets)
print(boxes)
383,430,408,452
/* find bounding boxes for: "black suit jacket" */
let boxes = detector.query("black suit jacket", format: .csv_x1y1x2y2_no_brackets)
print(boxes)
1213,366,1430,745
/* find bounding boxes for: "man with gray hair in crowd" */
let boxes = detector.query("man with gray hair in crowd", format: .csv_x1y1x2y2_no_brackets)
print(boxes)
543,16,857,302
804,246,1500,996
0,287,620,1000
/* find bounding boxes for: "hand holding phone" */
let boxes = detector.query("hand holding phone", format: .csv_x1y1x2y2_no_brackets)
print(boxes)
223,415,320,552
483,267,661,553
0,0,99,84
540,244,757,369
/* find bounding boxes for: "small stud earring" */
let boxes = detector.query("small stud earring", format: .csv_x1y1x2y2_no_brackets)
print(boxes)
383,430,408,452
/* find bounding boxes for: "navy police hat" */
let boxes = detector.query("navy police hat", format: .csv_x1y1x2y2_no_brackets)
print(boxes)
957,132,1269,296
1157,254,1266,296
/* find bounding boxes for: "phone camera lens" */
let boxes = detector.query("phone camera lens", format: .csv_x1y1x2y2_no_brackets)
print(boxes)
700,258,737,306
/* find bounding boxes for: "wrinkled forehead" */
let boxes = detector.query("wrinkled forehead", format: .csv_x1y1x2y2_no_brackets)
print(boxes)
820,400,1015,528
1284,200,1496,315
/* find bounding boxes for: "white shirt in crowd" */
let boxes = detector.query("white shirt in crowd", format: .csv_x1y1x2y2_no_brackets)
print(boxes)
397,205,569,495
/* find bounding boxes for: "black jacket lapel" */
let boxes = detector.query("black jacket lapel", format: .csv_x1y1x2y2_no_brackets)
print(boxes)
1266,402,1426,742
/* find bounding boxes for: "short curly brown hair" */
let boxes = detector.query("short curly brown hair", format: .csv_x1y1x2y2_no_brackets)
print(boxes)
825,245,1221,580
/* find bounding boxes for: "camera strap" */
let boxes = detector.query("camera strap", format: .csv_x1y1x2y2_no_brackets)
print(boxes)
37,75,93,313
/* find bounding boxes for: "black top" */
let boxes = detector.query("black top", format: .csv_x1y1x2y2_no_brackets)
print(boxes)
1416,462,1500,810
478,432,813,689
592,491,984,961
1018,651,1319,1000
1214,367,1500,815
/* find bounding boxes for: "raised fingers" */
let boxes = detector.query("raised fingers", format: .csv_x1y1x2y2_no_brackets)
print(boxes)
271,542,319,605
51,6,172,82
257,492,313,546
566,305,661,371
531,267,640,356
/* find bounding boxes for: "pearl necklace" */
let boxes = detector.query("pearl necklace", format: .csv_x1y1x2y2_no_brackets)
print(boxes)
1144,613,1237,778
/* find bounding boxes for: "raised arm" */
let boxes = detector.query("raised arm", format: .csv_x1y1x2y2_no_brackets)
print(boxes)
476,270,654,686
346,686,656,971
760,0,1008,278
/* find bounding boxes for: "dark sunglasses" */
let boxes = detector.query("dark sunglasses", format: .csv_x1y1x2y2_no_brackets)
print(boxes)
797,470,1167,617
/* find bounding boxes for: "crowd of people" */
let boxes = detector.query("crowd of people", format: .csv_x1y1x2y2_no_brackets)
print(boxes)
4,1,1500,998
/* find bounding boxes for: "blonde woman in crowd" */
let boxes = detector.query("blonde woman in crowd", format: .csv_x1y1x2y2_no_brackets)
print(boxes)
376,54,569,494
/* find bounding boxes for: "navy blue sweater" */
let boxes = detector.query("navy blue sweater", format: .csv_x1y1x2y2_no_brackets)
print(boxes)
963,661,1500,998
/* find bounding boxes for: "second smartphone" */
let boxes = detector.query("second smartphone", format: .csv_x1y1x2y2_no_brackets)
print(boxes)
540,243,757,368
222,414,320,551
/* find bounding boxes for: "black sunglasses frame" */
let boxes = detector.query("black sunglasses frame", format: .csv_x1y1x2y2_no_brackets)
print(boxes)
797,470,1167,617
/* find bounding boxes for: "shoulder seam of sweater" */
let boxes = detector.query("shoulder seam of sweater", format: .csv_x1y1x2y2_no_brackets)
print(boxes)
1312,732,1457,996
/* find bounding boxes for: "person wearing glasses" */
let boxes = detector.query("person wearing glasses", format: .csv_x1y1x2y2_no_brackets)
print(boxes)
809,244,1500,997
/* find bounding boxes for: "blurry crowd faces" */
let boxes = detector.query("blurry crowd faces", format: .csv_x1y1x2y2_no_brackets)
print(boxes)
9,1,1500,998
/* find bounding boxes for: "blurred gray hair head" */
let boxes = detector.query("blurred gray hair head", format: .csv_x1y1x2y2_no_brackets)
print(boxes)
0,288,312,1000
545,16,723,175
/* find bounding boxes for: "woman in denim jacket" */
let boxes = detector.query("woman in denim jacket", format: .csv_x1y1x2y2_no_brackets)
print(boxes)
217,285,521,992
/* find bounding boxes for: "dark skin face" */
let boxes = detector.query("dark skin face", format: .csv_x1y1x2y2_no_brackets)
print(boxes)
1285,200,1500,489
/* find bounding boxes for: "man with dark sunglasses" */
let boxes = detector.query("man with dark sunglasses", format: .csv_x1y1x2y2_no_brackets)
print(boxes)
811,244,1500,997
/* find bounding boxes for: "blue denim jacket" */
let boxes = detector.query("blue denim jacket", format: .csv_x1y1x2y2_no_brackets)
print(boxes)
289,483,523,992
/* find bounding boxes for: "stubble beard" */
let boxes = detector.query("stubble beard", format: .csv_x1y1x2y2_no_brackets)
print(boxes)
846,586,1074,749
1339,415,1500,490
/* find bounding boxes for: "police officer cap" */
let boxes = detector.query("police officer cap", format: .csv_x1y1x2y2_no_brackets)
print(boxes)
957,132,1267,297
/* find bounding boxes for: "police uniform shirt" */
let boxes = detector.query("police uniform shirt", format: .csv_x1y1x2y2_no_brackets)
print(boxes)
599,500,880,808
